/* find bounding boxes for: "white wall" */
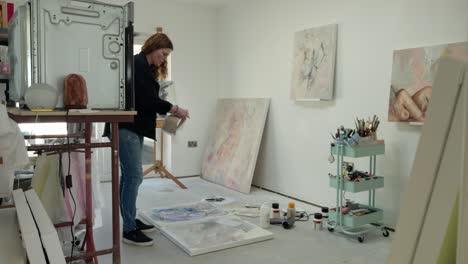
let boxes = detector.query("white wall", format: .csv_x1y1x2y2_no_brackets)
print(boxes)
216,0,468,227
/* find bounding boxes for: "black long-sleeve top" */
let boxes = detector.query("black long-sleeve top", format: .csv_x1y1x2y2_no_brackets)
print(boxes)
120,52,173,139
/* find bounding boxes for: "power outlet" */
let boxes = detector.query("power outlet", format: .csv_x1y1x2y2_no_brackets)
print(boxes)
188,141,198,148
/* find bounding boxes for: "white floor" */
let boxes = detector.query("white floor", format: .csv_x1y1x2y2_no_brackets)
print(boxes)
94,177,391,264
0,208,25,264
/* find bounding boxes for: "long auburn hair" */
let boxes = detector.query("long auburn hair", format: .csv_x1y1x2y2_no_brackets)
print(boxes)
141,33,173,80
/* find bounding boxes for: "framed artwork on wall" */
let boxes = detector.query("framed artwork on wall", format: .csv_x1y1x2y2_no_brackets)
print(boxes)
388,41,468,122
290,23,338,101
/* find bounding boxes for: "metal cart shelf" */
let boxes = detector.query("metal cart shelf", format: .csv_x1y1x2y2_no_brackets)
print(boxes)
327,143,390,243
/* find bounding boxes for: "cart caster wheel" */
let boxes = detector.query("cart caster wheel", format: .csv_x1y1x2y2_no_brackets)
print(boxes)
328,227,334,232
358,236,365,243
383,230,390,237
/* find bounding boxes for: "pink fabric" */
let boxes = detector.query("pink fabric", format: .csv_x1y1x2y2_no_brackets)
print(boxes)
61,152,88,225
7,3,14,23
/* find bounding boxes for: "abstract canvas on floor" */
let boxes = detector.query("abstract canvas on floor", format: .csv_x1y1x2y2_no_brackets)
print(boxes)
201,98,270,193
140,201,228,228
388,41,468,122
290,24,338,100
160,215,273,256
140,202,273,256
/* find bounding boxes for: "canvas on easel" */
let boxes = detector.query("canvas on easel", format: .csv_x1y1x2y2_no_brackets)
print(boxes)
388,58,468,263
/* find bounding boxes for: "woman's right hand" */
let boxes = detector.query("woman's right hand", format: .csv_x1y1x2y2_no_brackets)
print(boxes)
176,107,190,119
170,105,190,119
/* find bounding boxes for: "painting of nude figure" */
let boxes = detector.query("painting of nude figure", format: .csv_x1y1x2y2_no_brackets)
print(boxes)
201,98,270,193
389,42,468,122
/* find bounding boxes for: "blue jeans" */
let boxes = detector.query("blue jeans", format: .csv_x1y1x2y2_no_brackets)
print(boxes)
118,128,144,233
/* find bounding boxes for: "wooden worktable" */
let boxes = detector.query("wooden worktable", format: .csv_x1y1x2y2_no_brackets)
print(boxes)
8,108,136,264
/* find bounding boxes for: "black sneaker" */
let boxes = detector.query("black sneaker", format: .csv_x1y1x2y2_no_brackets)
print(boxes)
136,219,156,233
123,229,154,246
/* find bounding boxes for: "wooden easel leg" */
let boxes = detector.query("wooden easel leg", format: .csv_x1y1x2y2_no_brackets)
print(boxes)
143,165,157,176
143,135,158,176
143,122,187,189
157,168,165,178
160,167,187,189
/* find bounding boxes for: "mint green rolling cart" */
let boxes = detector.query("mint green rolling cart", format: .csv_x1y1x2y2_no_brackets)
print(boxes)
327,143,390,243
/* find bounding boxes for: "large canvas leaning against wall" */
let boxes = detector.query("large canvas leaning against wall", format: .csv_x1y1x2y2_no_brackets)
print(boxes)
201,98,270,193
290,24,338,101
388,41,468,122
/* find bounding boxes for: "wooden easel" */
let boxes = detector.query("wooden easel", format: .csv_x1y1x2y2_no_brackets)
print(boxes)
143,119,187,189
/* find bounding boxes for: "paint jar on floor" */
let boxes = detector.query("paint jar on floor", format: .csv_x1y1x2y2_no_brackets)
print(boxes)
271,203,281,219
259,203,271,229
313,213,323,231
287,202,296,218
321,207,329,221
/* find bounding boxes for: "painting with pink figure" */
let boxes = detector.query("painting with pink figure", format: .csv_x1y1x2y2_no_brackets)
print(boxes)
201,98,270,193
388,41,468,122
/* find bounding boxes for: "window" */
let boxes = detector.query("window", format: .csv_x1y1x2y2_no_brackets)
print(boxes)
133,44,142,55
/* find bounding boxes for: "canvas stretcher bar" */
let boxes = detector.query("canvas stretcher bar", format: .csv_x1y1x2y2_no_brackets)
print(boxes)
457,63,468,263
388,58,467,263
